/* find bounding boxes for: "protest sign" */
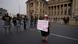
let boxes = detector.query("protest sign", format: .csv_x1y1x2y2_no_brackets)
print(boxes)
37,20,49,32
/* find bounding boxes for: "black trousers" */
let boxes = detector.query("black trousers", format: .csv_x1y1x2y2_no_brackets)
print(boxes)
24,23,26,30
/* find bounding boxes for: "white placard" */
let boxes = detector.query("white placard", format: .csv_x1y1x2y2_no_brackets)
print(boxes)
37,20,49,32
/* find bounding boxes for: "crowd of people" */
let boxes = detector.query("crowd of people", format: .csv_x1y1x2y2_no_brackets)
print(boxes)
2,13,38,33
1,13,70,43
1,13,50,43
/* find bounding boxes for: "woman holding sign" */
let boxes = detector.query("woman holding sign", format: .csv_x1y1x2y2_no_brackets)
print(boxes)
38,15,50,43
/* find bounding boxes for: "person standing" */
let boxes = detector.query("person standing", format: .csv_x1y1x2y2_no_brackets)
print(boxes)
12,16,17,26
2,13,12,33
12,16,17,32
23,15,28,30
16,13,22,32
37,15,50,43
41,15,50,43
32,16,35,28
66,16,69,24
30,15,34,28
63,17,69,24
34,16,38,27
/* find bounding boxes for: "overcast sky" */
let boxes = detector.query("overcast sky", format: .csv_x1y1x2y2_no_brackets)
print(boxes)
0,0,28,15
0,0,49,16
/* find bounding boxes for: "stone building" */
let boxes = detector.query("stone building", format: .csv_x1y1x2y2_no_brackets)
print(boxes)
46,0,73,23
48,0,72,19
26,0,48,18
26,0,78,23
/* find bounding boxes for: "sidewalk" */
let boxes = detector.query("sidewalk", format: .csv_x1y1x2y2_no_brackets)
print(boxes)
50,21,78,26
69,21,78,26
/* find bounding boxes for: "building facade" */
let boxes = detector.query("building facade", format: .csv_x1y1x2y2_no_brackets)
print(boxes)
26,0,48,18
26,0,78,22
48,0,72,18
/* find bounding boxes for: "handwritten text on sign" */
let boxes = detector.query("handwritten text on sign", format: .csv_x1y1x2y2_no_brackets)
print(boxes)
37,20,49,32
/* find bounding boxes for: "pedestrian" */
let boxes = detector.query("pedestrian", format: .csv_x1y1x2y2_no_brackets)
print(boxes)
63,17,69,24
66,16,69,24
12,16,17,32
34,16,38,27
2,13,12,33
39,15,50,43
63,17,67,24
32,16,35,28
23,15,28,30
16,13,22,32
30,15,34,28
12,16,17,26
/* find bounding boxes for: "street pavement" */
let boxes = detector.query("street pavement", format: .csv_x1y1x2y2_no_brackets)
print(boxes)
0,19,78,44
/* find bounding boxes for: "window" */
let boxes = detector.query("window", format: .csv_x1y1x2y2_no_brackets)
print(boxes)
64,4,67,7
52,0,55,1
30,3,33,7
52,6,53,8
61,7,63,15
61,5,63,7
43,11,44,13
69,0,73,2
68,3,72,6
48,7,50,10
30,0,33,1
30,10,34,15
65,7,67,15
68,7,71,15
